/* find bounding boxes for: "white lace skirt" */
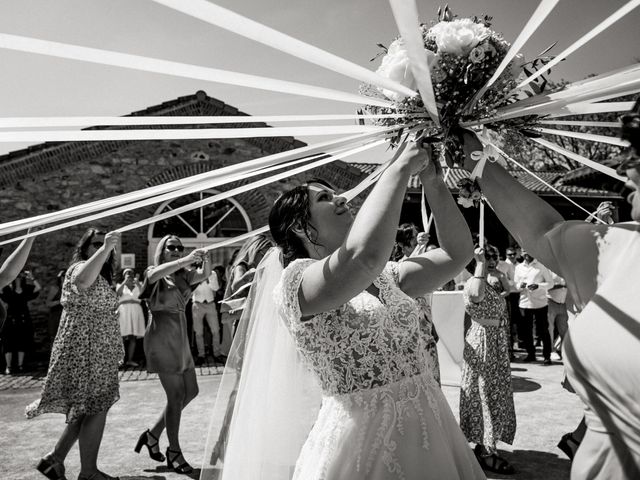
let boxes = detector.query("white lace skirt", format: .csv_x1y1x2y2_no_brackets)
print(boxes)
118,303,145,338
293,372,485,480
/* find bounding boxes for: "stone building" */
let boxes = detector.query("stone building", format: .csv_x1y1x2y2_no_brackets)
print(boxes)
0,90,366,363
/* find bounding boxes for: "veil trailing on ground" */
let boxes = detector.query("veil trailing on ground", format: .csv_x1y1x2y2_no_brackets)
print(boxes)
200,247,322,480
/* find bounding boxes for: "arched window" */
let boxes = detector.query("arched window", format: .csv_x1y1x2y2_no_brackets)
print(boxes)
147,190,251,266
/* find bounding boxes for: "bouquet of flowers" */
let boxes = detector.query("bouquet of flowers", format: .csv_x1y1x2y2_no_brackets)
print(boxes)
360,6,551,166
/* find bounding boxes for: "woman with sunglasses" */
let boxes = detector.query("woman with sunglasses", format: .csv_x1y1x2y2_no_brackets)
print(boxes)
28,227,122,480
460,245,515,475
135,235,210,475
456,100,640,480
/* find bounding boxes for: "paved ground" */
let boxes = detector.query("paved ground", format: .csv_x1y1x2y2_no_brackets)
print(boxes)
0,354,581,480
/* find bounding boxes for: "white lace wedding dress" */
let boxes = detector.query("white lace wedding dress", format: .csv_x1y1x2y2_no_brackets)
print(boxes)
275,259,485,480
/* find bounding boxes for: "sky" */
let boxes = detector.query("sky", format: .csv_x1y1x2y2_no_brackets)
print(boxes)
0,0,638,162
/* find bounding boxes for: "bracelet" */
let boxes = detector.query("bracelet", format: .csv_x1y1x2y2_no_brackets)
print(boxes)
473,276,486,279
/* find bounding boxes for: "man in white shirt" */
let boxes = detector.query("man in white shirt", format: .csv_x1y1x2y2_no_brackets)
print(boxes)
514,250,554,364
497,247,520,354
191,271,222,365
547,271,568,360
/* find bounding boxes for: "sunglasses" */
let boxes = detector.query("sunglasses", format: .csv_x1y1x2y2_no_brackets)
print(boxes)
166,244,185,252
486,254,498,260
506,253,516,256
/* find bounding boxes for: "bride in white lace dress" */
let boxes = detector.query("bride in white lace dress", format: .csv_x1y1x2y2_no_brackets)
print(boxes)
268,140,484,480
201,139,485,480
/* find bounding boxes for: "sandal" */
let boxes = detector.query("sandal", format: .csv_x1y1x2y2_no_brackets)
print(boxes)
166,448,193,475
36,454,67,480
557,432,580,460
474,447,515,475
134,429,165,462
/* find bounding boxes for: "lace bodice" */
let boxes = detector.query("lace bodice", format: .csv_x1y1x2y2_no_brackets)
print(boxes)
275,259,433,396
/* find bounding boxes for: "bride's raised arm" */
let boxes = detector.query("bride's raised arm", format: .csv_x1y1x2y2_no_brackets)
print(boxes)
289,141,430,316
398,156,473,298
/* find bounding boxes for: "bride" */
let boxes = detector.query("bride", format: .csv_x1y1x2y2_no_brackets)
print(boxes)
201,139,485,480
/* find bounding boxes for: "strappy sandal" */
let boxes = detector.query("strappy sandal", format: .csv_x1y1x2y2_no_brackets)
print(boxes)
36,454,67,480
478,453,515,475
557,432,580,460
134,429,165,462
166,448,193,475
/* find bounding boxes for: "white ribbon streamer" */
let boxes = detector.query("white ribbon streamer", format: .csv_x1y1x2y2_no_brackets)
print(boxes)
536,127,630,147
0,128,399,236
479,199,485,248
486,142,608,223
0,113,428,129
0,137,389,245
517,0,640,89
0,125,388,143
539,120,620,128
150,0,417,100
546,101,636,118
0,33,393,108
467,0,559,109
388,0,440,126
531,138,627,181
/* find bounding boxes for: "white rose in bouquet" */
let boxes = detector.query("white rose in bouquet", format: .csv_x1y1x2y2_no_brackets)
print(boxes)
429,19,490,56
376,39,417,101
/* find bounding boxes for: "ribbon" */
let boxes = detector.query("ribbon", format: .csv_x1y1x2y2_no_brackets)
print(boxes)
0,33,393,108
151,0,417,100
531,138,627,181
479,199,485,248
388,0,439,126
0,135,391,245
539,120,620,128
0,128,398,236
486,142,610,223
0,124,388,143
466,0,559,110
517,0,640,89
535,127,630,147
0,113,429,129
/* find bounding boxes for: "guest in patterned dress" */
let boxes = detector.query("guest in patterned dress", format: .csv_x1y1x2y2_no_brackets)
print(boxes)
134,235,210,475
460,245,517,475
27,228,123,480
213,140,485,480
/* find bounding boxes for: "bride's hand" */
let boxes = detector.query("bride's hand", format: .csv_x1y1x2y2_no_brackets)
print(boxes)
396,140,431,175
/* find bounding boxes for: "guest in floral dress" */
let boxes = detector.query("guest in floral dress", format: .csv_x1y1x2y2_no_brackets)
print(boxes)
461,245,516,475
27,228,123,480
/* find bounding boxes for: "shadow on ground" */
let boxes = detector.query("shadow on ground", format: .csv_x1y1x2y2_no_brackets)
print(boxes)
493,449,571,480
139,466,201,479
511,375,541,393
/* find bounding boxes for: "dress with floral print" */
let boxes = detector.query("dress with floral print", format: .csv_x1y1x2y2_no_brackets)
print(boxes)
460,278,516,453
26,262,123,423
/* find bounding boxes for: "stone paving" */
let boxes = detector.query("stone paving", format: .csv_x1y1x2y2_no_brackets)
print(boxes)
0,353,581,480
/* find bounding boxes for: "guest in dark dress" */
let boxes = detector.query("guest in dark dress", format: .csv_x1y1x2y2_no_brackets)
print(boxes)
45,270,66,346
135,235,211,474
0,236,36,375
1,269,41,373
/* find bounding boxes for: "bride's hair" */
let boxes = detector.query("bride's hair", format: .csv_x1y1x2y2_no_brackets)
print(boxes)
269,178,334,266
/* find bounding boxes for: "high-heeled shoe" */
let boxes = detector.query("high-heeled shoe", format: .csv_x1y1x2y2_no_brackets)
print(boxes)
134,429,165,462
166,448,193,475
36,454,67,480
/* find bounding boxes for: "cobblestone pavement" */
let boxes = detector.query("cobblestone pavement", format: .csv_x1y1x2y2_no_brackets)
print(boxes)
0,353,580,480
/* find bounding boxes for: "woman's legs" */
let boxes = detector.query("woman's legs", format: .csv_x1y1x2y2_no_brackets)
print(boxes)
51,419,82,462
4,352,12,373
125,336,137,365
17,351,25,370
78,411,108,476
149,370,198,457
